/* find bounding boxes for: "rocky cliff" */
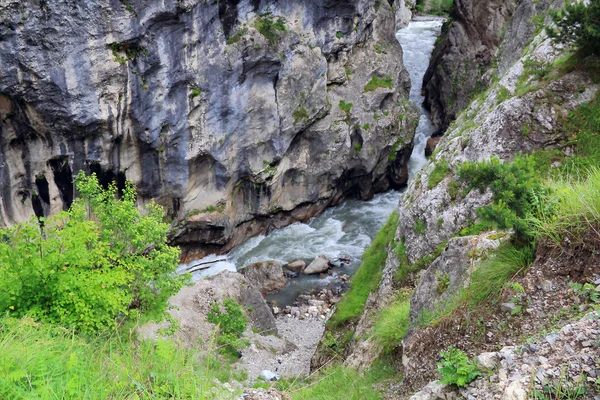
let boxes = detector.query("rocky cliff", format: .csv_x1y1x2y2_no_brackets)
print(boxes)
422,0,566,129
0,0,417,260
316,0,600,396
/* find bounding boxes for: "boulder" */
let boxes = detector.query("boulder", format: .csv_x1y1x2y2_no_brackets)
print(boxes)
137,271,278,346
424,136,441,157
241,261,288,294
285,259,307,272
303,255,331,275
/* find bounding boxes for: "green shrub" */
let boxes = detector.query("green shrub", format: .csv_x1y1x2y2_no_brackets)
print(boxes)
226,27,248,45
254,14,287,42
328,212,399,328
428,159,450,189
437,346,482,387
457,155,547,243
207,298,249,355
363,76,393,92
0,172,185,332
547,0,600,55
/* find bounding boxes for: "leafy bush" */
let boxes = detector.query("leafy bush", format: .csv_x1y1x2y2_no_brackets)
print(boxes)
547,0,600,55
339,100,353,116
207,298,249,355
437,346,482,387
254,14,287,42
457,156,548,243
0,172,185,332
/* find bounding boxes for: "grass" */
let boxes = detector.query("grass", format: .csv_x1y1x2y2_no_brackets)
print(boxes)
427,159,450,189
327,212,399,328
371,291,411,353
339,100,353,116
462,244,534,308
530,167,600,245
293,107,309,125
226,27,248,45
279,361,394,400
363,76,393,93
0,316,235,399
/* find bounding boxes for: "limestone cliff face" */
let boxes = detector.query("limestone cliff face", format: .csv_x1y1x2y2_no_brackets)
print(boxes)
0,0,417,260
338,0,599,384
422,0,518,129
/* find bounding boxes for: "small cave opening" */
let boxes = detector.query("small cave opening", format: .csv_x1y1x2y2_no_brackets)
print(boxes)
49,157,73,210
31,192,44,219
35,175,50,205
88,161,126,196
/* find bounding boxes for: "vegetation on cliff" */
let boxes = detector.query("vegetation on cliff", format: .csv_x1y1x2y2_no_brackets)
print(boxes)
0,172,185,332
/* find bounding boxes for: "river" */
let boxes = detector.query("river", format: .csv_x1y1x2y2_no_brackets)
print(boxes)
177,17,444,306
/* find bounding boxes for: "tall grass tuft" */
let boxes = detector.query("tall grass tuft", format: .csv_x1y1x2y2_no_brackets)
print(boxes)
530,167,600,244
0,316,234,399
371,291,411,353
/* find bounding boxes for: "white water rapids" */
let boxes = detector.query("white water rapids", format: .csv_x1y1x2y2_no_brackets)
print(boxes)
177,17,444,306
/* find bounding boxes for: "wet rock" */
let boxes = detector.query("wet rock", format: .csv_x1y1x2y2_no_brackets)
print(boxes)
303,255,330,275
282,268,300,279
242,261,288,294
425,135,442,157
285,259,307,273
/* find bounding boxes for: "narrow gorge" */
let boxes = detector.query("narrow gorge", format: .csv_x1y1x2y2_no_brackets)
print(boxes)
0,0,599,399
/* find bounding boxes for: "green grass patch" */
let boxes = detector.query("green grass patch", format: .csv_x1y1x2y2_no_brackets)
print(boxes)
226,27,248,45
339,100,353,116
279,360,394,400
328,212,399,328
363,76,393,93
530,167,600,244
0,316,234,399
293,107,309,125
428,159,450,189
371,291,411,353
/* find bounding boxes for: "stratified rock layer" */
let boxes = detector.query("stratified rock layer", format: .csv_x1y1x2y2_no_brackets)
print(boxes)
0,0,418,260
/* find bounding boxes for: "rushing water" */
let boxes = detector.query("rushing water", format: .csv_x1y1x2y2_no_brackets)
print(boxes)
178,17,444,306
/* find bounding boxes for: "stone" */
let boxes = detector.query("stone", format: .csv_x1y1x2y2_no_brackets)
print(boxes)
285,259,306,273
503,381,526,400
545,334,558,346
540,280,554,292
260,370,280,382
282,268,299,278
501,303,518,313
303,255,331,275
241,261,288,294
477,352,500,370
425,136,442,157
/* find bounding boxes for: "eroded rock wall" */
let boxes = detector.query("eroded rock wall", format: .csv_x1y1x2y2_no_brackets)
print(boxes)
0,0,418,259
